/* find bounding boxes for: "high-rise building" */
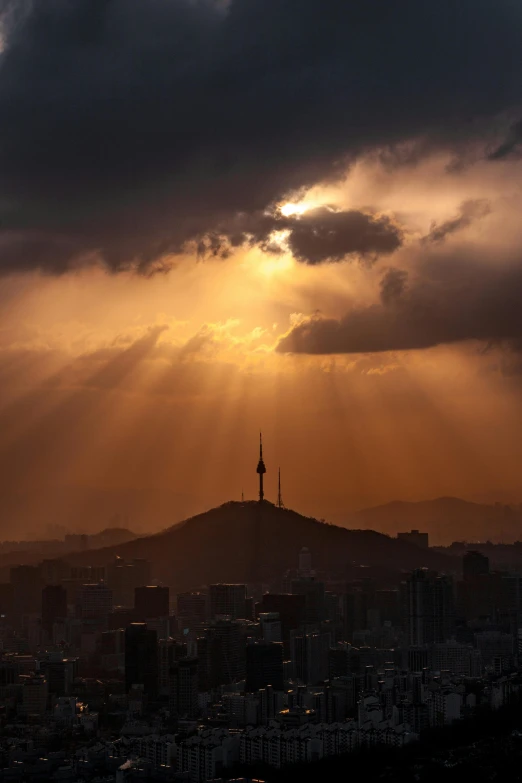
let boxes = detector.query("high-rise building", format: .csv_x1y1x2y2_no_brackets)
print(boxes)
431,640,479,676
108,607,136,631
158,638,187,695
298,547,313,577
259,612,282,642
200,619,245,687
403,569,454,646
463,550,490,582
327,675,360,721
42,585,68,637
209,584,247,620
108,558,151,606
290,631,332,684
134,585,169,621
290,577,326,627
41,559,69,585
75,583,113,622
125,623,159,696
21,674,48,716
341,580,376,641
374,589,401,626
40,654,78,696
260,593,306,642
177,592,208,629
246,641,284,691
0,583,14,622
144,615,170,641
170,657,199,717
0,662,17,695
10,565,43,615
100,629,126,673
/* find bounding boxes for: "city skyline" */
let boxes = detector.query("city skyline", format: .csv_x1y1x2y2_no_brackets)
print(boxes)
3,502,522,781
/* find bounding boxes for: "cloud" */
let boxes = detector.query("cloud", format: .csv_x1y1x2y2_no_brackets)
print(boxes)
380,267,408,304
0,0,521,273
283,207,403,264
276,254,522,354
197,207,404,263
488,119,522,161
422,199,491,244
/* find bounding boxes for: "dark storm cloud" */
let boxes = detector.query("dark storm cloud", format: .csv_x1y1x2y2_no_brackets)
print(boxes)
277,256,522,354
380,268,408,304
0,0,521,273
422,200,491,245
488,120,522,161
284,208,403,264
197,207,403,263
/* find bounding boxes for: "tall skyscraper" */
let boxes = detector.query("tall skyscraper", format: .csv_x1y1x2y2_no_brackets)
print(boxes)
170,657,199,718
42,585,68,638
260,593,306,642
40,653,78,696
158,638,187,695
41,559,69,585
298,547,312,577
108,558,152,606
259,612,282,642
341,580,376,640
10,565,43,615
403,569,454,646
100,629,125,673
177,592,208,628
290,577,326,627
0,583,14,622
290,631,332,684
209,584,246,620
200,619,245,687
246,641,284,691
125,623,159,697
134,585,169,621
21,675,48,716
75,583,113,622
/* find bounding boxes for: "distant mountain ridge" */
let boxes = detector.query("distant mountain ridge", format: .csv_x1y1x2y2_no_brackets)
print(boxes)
343,496,522,546
61,500,452,591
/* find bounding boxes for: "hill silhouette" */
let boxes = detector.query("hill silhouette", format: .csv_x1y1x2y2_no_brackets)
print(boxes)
345,497,522,545
64,501,452,591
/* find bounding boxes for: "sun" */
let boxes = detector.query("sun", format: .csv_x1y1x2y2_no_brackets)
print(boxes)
279,201,318,217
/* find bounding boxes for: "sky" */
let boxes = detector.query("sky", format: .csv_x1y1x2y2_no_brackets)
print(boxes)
1,1,522,537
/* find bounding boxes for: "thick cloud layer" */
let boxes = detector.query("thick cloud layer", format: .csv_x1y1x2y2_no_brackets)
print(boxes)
0,0,521,272
277,256,522,354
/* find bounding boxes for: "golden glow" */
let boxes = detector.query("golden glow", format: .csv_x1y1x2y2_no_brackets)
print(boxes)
0,152,522,540
258,252,294,278
280,201,319,217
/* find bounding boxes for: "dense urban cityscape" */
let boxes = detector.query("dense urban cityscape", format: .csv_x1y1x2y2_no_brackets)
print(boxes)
2,448,522,782
2,0,522,780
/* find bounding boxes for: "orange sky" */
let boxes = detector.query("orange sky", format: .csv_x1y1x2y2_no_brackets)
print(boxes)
1,153,522,538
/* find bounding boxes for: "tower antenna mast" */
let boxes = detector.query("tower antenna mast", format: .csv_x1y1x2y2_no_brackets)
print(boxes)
256,432,266,503
277,467,284,508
